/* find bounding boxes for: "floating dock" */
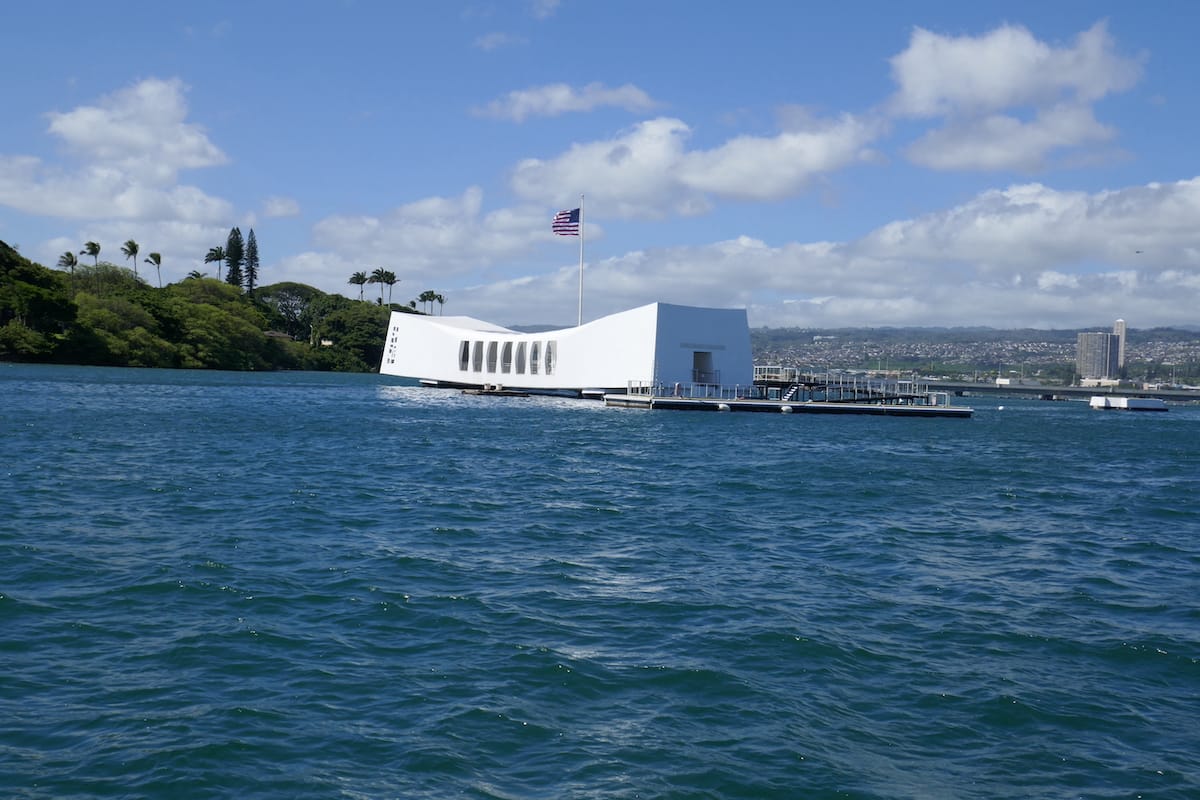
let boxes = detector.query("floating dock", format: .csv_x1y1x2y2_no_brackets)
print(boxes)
603,394,972,416
605,371,972,417
1089,395,1168,412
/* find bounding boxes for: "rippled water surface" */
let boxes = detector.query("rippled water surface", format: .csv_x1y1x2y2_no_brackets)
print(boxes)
2,364,1198,799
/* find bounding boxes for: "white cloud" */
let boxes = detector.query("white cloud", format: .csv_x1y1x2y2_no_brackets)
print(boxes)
273,250,359,292
511,113,879,216
1,78,246,278
0,78,231,222
888,21,1143,171
906,104,1115,171
474,82,659,121
512,118,703,217
1036,270,1080,290
11,51,1192,333
473,32,527,51
679,113,879,199
0,157,232,222
857,178,1200,269
760,177,1200,327
453,176,1200,329
530,0,560,20
889,21,1142,117
307,187,548,280
1158,269,1200,292
263,196,301,218
47,77,228,181
112,167,1194,330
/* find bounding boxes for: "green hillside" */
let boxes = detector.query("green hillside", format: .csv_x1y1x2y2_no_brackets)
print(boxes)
0,240,409,372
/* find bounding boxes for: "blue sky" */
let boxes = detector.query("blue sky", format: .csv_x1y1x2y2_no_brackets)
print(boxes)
2,1,1198,329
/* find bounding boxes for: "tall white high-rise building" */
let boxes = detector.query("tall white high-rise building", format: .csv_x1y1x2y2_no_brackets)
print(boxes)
1113,318,1126,369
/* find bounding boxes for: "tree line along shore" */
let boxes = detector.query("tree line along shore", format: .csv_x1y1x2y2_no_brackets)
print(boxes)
0,237,436,372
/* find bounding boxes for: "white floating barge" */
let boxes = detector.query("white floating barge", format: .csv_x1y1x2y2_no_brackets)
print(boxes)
1089,396,1169,412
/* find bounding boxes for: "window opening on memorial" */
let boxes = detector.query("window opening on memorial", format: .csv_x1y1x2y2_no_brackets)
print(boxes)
459,340,470,371
529,342,540,374
501,342,513,374
472,341,483,372
515,342,527,374
545,341,556,375
486,341,498,373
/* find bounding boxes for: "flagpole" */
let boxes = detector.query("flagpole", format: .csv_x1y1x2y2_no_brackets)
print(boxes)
577,193,585,326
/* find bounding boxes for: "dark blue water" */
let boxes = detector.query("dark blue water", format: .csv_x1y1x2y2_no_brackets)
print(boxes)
2,364,1198,799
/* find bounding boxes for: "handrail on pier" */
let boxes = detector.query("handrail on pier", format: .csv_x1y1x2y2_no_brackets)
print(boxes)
624,371,955,408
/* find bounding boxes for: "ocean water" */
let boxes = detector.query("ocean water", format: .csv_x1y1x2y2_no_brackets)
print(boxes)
2,363,1198,800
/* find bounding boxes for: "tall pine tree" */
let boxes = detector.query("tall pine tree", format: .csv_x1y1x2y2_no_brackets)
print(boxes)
244,229,260,296
224,227,245,289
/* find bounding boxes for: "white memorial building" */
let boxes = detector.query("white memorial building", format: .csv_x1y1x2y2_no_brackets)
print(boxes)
379,302,754,397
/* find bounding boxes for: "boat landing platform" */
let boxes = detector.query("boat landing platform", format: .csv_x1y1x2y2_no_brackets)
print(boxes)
603,394,973,417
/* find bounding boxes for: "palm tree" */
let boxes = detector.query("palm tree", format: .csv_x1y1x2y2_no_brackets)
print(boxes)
369,268,387,304
186,270,207,280
121,239,140,279
58,251,78,293
435,293,446,315
145,252,162,288
204,246,226,275
81,241,100,265
349,271,368,301
79,242,102,294
382,270,398,305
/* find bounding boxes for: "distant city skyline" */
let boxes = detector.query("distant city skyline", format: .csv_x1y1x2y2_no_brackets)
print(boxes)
1,3,1199,329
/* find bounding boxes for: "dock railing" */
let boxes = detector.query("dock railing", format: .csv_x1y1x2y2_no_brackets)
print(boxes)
626,370,958,407
624,380,765,400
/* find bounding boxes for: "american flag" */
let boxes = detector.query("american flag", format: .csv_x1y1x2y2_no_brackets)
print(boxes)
552,207,580,236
